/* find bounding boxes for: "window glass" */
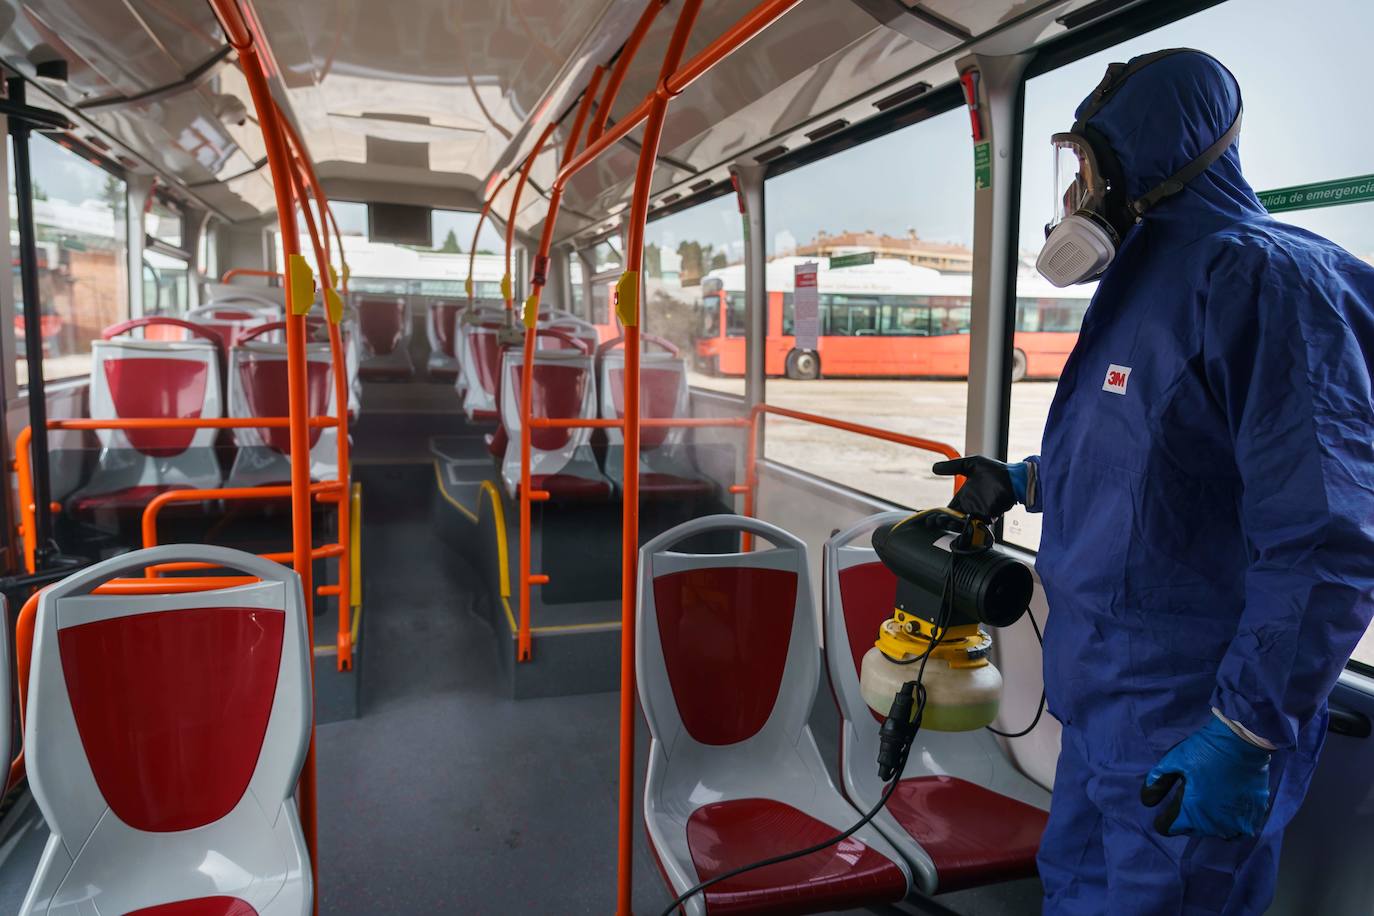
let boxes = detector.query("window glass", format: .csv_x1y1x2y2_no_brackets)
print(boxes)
568,255,584,316
1004,0,1374,563
147,197,183,249
763,107,974,507
275,203,506,300
592,237,622,274
643,193,746,396
143,249,191,315
198,218,218,281
10,135,129,382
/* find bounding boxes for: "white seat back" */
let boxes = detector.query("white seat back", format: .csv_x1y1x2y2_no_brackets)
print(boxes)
21,546,312,915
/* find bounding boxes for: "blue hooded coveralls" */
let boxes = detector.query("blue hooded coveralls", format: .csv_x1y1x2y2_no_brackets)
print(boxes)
1030,52,1374,914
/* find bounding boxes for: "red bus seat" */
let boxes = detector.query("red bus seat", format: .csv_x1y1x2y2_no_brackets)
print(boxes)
427,299,463,382
600,341,712,498
461,315,514,422
498,345,611,501
187,303,278,349
19,546,312,915
226,328,338,487
823,512,1049,895
356,295,413,380
638,515,911,915
69,319,223,518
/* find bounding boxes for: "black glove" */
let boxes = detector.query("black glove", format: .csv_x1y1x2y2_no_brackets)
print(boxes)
931,456,1026,520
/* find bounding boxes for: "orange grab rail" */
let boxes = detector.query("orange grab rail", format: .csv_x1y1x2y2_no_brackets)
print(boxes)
193,1,323,899
739,403,962,549
276,102,355,673
464,0,806,906
220,267,282,283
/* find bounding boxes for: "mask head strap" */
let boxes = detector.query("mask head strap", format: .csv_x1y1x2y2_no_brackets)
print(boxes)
1072,48,1244,222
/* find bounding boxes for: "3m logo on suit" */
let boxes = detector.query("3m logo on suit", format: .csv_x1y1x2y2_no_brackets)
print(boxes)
1102,364,1131,395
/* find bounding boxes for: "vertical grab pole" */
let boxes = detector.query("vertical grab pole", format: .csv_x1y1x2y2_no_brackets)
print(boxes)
467,172,512,308
503,122,558,315
616,4,704,910
517,71,605,663
283,137,355,669
207,2,318,907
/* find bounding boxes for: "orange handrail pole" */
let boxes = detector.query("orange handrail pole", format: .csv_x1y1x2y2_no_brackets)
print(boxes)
503,121,559,314
587,0,667,144
140,481,343,561
279,110,355,670
220,267,282,283
468,171,513,308
515,69,606,663
527,67,605,311
48,416,336,430
14,426,36,574
616,2,704,911
207,1,318,906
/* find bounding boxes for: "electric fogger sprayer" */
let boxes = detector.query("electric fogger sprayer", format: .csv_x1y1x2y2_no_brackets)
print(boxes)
861,507,1035,779
659,506,1035,916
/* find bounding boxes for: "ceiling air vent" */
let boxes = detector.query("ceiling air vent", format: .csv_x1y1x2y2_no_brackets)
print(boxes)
874,81,932,111
753,145,788,164
805,119,849,141
661,193,681,205
690,179,714,193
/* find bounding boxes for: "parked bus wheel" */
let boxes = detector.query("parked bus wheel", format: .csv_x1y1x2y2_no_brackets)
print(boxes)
786,349,820,380
1011,348,1028,383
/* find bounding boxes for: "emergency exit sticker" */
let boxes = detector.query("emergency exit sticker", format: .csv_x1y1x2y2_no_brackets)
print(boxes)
1103,364,1131,395
973,141,992,190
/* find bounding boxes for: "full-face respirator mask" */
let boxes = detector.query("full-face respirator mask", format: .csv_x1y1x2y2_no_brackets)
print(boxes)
1036,48,1244,287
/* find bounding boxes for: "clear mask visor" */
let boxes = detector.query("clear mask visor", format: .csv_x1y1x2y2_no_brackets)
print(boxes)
1048,134,1105,233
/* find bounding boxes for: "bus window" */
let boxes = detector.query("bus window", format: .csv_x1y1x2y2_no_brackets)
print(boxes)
931,303,970,336
761,105,974,507
147,196,183,249
274,205,505,301
568,256,584,317
11,135,129,383
883,300,931,336
643,191,745,395
828,295,880,335
592,237,622,274
143,249,191,315
1003,0,1374,587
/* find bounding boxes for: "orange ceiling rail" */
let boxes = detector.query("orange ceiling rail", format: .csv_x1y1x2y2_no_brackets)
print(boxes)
587,0,669,144
205,0,321,904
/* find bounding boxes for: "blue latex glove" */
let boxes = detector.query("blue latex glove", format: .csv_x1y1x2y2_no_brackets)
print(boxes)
1141,717,1271,839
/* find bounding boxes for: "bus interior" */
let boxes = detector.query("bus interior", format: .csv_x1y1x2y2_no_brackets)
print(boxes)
0,0,1370,914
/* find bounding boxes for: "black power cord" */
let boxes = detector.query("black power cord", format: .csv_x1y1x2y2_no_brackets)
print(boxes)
656,516,976,916
985,606,1047,739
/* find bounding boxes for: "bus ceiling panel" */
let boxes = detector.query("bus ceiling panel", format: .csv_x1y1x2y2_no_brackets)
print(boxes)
0,0,228,102
550,0,1089,229
247,0,630,196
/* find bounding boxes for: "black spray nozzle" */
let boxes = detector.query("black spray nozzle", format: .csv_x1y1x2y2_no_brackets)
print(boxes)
877,682,918,781
873,516,1032,630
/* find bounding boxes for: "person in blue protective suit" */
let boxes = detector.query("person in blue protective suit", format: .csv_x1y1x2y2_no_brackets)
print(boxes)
932,49,1374,914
